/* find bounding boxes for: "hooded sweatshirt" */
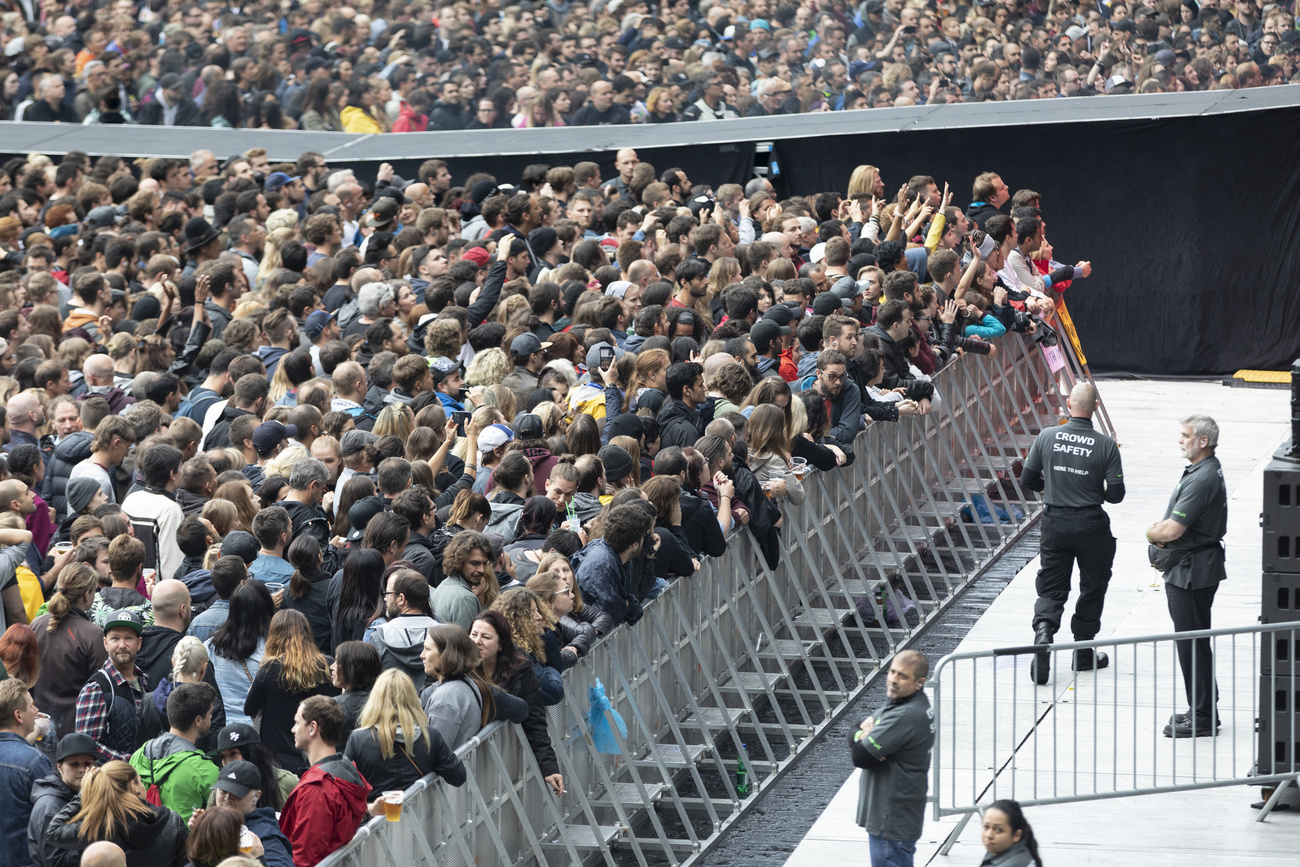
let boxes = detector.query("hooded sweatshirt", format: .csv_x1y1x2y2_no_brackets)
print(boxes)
365,614,437,693
129,731,219,822
486,490,526,543
244,806,294,867
279,753,371,867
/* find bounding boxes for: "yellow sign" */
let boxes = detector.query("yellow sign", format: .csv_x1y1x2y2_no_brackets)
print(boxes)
1055,299,1087,366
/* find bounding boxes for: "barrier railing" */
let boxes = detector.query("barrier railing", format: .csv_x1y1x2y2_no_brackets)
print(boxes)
929,624,1300,853
321,332,1071,867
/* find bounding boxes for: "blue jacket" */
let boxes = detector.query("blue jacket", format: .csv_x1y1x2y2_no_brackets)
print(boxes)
0,731,54,867
574,539,642,627
244,806,294,867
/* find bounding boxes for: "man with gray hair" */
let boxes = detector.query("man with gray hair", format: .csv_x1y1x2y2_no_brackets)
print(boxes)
281,458,341,572
1147,415,1228,738
29,71,77,123
344,282,396,340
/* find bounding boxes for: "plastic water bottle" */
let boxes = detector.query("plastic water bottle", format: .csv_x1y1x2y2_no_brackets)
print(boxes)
736,744,749,797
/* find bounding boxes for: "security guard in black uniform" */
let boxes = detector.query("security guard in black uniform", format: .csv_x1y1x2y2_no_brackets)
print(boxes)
1020,383,1125,684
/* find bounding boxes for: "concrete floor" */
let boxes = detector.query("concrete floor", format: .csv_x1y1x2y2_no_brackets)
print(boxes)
785,379,1299,866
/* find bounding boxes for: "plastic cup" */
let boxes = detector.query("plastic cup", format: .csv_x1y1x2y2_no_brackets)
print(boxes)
382,790,404,821
239,826,254,854
790,458,808,480
34,713,51,742
53,542,74,554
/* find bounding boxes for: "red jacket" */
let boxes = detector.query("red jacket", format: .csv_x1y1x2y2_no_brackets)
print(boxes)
279,754,371,867
392,104,428,132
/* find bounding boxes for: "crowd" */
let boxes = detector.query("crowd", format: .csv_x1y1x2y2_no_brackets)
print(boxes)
0,0,1292,131
0,141,1086,866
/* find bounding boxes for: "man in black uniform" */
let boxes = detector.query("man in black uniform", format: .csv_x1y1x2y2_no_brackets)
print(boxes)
1021,383,1124,684
851,650,935,867
1146,414,1227,738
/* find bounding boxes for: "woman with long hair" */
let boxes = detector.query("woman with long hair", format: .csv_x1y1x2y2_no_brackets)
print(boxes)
138,636,226,752
469,609,563,795
210,722,297,812
331,640,382,749
31,562,103,734
979,799,1043,867
332,548,385,649
184,805,256,867
372,404,415,440
344,670,465,805
45,761,188,865
299,76,342,131
340,79,382,133
537,550,609,639
525,570,590,666
644,86,679,122
331,475,376,540
520,91,565,127
565,413,600,457
641,475,698,579
282,536,334,654
0,623,40,687
707,257,741,302
245,609,338,775
213,481,259,535
847,164,886,200
420,624,526,750
205,581,273,727
253,227,297,290
201,79,243,128
747,403,805,505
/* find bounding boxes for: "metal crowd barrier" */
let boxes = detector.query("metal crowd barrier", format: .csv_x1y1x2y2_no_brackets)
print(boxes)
929,623,1300,853
321,333,1070,867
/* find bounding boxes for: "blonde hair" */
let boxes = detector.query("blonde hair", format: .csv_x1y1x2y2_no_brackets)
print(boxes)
355,669,432,759
201,499,238,538
268,358,296,405
847,164,881,199
525,571,564,627
255,227,298,289
69,761,153,841
264,444,309,481
171,635,210,684
372,404,414,439
466,347,510,387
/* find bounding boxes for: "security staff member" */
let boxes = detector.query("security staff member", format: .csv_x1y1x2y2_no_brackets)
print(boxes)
851,650,935,867
1020,383,1124,684
1146,414,1227,738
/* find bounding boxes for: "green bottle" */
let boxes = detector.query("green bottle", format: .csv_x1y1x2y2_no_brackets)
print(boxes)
736,744,749,797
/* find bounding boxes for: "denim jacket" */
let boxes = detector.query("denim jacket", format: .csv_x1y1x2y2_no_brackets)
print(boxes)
0,731,54,866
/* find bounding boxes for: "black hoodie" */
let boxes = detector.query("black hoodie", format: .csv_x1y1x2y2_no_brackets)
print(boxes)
202,404,254,451
47,795,188,867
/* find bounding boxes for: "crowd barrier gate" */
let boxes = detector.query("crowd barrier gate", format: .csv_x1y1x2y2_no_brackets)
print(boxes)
320,331,1072,867
929,624,1300,853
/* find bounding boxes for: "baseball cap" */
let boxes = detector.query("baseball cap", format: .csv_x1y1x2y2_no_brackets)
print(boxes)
429,356,462,384
478,423,515,454
461,246,490,268
515,413,544,440
831,278,865,301
363,198,399,229
749,319,786,351
85,206,122,229
304,309,335,341
253,421,298,457
212,760,262,798
212,722,261,754
808,242,827,264
103,609,145,635
340,429,379,456
56,733,99,762
265,172,299,192
220,531,259,564
346,496,386,542
584,341,625,373
749,19,771,31
763,303,803,328
510,333,551,357
605,280,634,299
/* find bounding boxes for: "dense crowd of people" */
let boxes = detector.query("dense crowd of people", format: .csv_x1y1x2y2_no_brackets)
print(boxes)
0,0,1292,131
0,142,1088,866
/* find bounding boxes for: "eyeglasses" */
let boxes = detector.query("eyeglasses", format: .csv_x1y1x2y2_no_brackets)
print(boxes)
382,590,399,598
822,372,846,382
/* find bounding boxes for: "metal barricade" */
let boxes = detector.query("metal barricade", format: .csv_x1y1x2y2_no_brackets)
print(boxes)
929,623,1300,852
320,334,1071,867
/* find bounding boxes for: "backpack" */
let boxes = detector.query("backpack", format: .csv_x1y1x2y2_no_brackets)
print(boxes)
94,670,150,755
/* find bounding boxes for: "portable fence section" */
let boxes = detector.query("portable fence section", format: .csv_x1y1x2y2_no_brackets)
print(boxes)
320,334,1068,867
929,623,1300,849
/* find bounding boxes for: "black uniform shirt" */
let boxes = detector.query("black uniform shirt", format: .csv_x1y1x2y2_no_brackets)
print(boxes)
1161,455,1228,590
1022,417,1123,507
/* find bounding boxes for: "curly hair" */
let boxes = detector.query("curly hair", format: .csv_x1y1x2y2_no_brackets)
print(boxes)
491,587,547,663
466,346,511,387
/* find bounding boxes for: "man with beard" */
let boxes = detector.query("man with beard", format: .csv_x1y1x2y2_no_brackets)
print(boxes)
5,393,45,453
811,350,862,450
366,568,438,691
74,609,152,762
430,532,494,631
228,219,265,288
129,682,218,822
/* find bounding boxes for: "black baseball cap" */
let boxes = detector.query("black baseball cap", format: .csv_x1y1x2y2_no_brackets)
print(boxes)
56,733,99,762
220,531,259,565
212,722,261,754
212,759,262,797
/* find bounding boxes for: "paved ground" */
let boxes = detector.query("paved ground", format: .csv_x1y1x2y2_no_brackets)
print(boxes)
785,378,1298,867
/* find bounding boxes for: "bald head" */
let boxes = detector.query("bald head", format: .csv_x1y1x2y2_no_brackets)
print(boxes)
628,259,659,286
895,649,929,680
350,267,384,292
0,479,26,511
150,579,191,623
703,352,736,382
6,392,41,422
1067,383,1098,418
405,183,431,206
84,353,115,385
81,841,127,867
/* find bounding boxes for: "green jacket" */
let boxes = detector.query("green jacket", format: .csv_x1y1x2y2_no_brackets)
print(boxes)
129,732,218,822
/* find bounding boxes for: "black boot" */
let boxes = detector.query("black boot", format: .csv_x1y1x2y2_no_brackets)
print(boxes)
1029,623,1053,685
1072,648,1110,672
